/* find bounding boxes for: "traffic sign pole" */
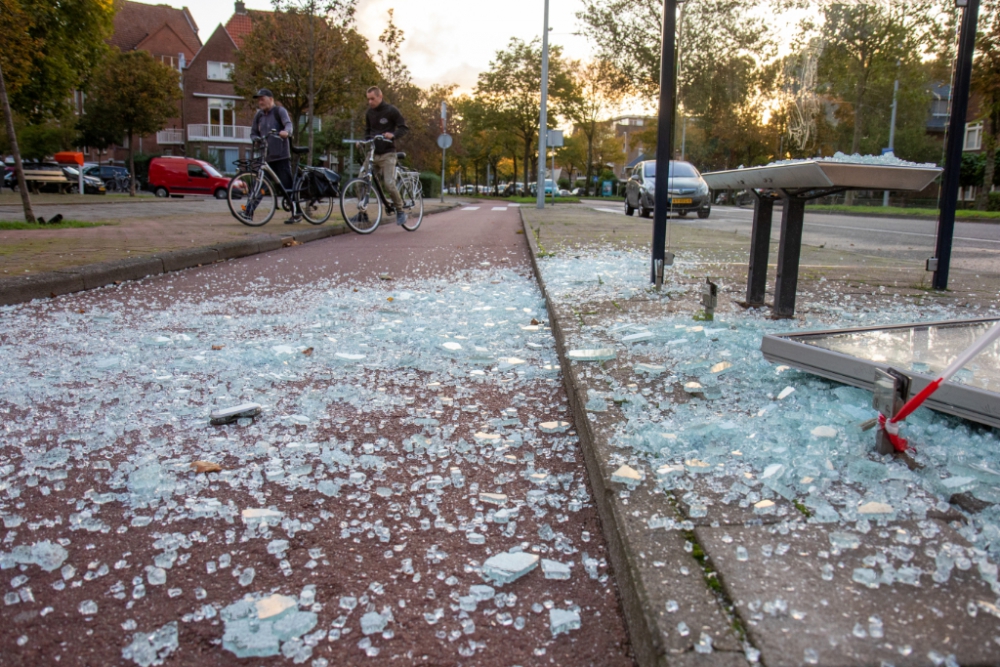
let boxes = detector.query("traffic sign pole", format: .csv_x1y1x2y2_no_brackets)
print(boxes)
440,102,448,202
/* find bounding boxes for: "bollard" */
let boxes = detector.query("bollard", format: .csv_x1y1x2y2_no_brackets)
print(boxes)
701,279,718,320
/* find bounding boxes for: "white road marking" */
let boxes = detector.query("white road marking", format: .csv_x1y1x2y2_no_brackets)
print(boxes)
802,221,1000,245
462,207,480,211
508,203,521,207
492,207,508,211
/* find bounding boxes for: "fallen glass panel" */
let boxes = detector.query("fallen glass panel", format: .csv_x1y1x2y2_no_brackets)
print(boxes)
762,318,1000,429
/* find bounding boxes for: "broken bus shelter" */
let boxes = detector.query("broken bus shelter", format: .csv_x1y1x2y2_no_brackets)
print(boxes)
701,161,942,318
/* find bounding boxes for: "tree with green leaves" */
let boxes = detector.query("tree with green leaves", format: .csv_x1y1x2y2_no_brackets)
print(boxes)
973,0,1000,210
578,0,783,172
476,38,576,193
814,2,942,156
81,50,180,195
563,60,623,195
1,0,115,123
0,0,39,222
233,0,377,166
2,0,114,220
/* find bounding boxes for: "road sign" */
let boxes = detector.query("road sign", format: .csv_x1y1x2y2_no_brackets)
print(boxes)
547,129,563,147
437,134,453,150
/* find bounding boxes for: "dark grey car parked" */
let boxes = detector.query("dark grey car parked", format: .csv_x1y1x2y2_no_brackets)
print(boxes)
624,160,711,219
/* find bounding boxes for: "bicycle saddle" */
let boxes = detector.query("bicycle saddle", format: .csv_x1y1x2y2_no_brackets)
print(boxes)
291,146,309,154
395,152,406,160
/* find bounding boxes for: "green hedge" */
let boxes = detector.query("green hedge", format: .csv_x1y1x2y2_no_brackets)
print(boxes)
419,172,441,198
989,192,1000,212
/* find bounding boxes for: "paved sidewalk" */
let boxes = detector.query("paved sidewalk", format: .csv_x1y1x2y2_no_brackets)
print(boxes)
0,195,459,275
521,206,1000,666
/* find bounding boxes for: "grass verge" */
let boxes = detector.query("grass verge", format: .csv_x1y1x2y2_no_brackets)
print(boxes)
807,204,1000,220
0,220,112,230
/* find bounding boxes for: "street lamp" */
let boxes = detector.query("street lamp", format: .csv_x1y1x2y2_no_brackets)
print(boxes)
650,0,687,285
536,0,551,210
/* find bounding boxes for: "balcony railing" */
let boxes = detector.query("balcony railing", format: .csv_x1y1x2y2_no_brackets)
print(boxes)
156,128,185,145
187,124,252,143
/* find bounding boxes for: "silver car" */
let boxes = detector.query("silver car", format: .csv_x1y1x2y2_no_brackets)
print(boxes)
624,160,711,219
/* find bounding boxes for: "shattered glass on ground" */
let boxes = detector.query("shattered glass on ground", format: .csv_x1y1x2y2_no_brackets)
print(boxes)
0,263,630,665
536,246,1000,662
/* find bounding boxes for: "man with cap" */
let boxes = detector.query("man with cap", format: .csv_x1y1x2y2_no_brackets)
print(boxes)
250,88,299,224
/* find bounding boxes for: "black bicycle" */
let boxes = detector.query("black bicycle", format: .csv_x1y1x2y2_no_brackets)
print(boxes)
226,131,338,227
339,137,424,234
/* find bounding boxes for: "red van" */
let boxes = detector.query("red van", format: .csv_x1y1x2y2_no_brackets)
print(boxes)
147,156,233,199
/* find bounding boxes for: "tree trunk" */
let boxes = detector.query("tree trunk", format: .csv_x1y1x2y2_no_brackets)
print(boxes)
307,6,316,167
976,116,996,211
512,152,517,194
523,133,532,198
585,130,595,197
128,131,136,197
0,61,35,223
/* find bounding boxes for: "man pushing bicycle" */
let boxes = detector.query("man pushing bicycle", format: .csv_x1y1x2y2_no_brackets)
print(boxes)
364,86,410,226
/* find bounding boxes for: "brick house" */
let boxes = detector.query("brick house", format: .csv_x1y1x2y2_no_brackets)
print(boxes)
88,1,202,164
90,1,271,174
161,2,272,173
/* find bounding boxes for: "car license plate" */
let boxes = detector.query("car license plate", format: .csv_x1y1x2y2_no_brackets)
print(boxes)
672,198,692,205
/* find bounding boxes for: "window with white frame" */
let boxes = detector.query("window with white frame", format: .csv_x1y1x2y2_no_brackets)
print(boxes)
965,121,983,151
208,99,236,127
207,61,233,81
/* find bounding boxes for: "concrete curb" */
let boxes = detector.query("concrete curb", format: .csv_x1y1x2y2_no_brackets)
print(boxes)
518,209,748,667
0,204,461,307
519,209,657,665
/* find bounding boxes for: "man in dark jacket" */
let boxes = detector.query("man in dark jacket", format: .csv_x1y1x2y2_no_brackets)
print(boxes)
364,86,409,225
250,88,299,224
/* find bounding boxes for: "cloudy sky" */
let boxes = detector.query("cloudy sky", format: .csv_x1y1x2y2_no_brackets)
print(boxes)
154,0,596,91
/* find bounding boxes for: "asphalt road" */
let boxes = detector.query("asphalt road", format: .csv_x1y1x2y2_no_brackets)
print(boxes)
582,200,1000,275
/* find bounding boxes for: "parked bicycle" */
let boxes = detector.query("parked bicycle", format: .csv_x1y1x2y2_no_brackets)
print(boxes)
339,136,423,234
226,130,338,227
105,172,131,193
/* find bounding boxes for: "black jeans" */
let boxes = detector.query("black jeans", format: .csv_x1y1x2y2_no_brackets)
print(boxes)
268,158,293,191
268,158,297,217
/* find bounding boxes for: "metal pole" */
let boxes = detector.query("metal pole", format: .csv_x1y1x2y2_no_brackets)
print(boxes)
536,0,550,210
651,0,678,284
883,61,900,207
680,114,687,160
441,101,447,202
349,118,355,178
933,0,980,291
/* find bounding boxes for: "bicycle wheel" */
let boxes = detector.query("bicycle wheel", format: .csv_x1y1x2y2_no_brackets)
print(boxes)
340,178,382,234
400,179,423,232
228,171,277,227
300,177,335,225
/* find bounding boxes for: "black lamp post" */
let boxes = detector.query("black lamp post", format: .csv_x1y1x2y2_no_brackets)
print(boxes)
650,0,684,286
932,0,980,290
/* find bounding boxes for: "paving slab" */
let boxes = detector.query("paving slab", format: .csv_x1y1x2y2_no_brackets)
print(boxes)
696,521,1000,666
522,209,749,667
